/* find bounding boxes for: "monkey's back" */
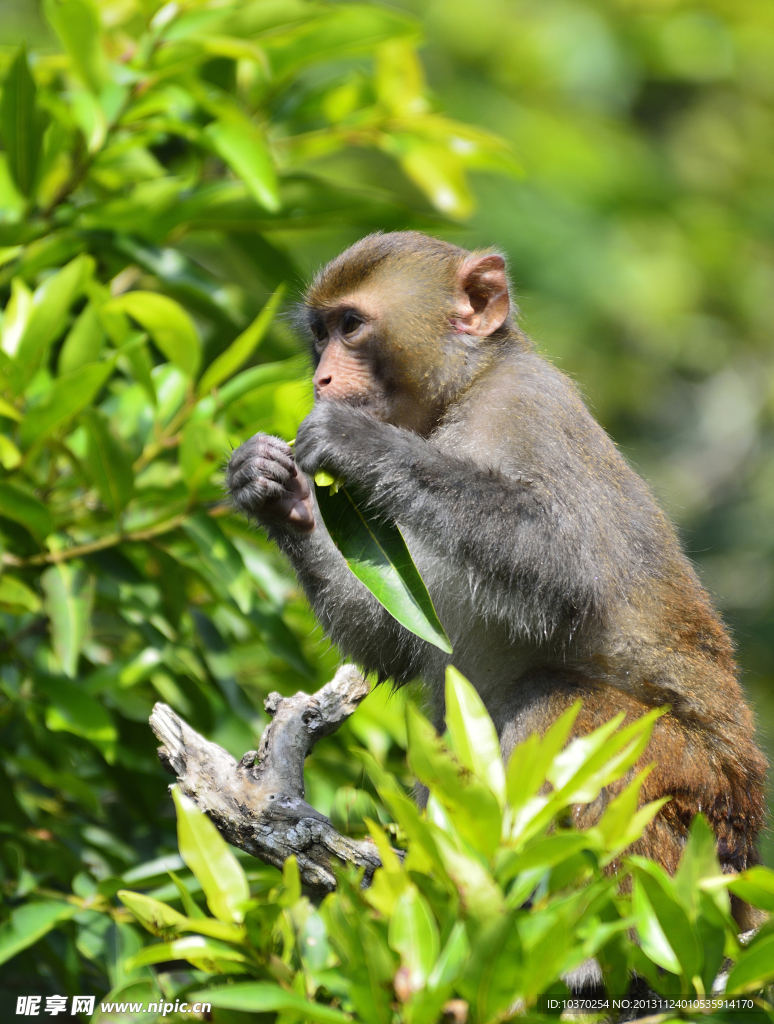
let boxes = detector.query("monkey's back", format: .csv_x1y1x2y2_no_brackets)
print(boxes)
413,346,766,882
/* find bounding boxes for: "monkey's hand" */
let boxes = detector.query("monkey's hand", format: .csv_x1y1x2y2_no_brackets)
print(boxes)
227,434,315,533
295,402,404,488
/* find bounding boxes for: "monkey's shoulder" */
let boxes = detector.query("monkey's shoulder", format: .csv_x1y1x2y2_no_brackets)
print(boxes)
438,351,615,474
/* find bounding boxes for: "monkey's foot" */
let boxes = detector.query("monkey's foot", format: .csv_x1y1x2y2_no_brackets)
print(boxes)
150,665,383,892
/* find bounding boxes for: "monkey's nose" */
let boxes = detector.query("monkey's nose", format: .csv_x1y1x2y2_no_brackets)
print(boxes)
315,374,332,394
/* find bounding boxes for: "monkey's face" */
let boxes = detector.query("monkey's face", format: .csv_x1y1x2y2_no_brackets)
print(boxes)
305,279,450,435
303,241,511,435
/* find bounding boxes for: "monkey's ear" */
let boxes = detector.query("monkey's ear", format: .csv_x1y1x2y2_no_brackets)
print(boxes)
453,254,510,337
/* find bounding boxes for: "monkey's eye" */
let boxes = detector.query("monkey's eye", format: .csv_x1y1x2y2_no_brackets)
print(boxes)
311,321,328,346
340,311,363,336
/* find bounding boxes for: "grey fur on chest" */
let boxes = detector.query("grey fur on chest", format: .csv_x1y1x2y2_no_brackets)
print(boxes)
401,528,543,717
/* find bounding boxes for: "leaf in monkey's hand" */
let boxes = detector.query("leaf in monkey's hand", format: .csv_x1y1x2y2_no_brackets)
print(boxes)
314,481,452,653
314,470,341,493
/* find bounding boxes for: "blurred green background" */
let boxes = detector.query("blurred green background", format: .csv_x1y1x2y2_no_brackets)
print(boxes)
0,0,773,1004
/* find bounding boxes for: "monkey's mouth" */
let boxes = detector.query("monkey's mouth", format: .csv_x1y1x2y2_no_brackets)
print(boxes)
317,391,390,418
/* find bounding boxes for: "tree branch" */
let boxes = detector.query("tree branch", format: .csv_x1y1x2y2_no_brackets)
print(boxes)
2,504,230,568
150,665,383,892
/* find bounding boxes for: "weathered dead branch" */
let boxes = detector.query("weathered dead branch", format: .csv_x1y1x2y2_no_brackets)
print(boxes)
150,664,382,892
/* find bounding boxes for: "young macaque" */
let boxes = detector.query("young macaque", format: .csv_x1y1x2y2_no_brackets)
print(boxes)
227,231,766,915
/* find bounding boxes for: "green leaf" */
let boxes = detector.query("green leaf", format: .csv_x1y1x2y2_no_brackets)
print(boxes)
432,826,504,921
388,885,440,991
166,869,205,919
445,666,506,805
20,360,114,448
520,912,577,999
109,236,244,328
70,88,106,153
632,862,702,979
497,833,594,885
0,46,48,197
330,786,381,836
375,39,428,117
105,292,200,377
358,749,451,882
673,814,724,914
16,255,94,382
92,981,162,1024
0,574,41,613
729,866,774,914
179,419,229,493
57,301,106,375
197,284,286,395
315,482,452,652
120,337,156,403
263,6,419,80
39,677,117,760
194,354,308,418
0,276,32,358
189,983,351,1022
632,876,680,975
726,933,774,994
44,0,107,93
406,702,502,857
118,890,189,936
0,435,21,469
300,907,331,972
127,934,249,971
0,901,78,966
280,854,301,907
427,921,469,990
546,707,666,808
548,714,625,789
506,703,580,811
458,912,522,1021
41,563,94,677
182,512,252,613
82,409,134,516
696,891,729,996
172,787,249,923
390,136,474,218
117,890,244,942
204,115,280,213
0,482,53,541
597,773,669,865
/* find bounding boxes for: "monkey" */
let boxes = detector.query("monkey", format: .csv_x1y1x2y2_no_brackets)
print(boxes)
226,231,766,919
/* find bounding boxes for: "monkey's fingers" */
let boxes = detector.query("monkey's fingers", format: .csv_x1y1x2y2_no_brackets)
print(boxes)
276,473,315,531
261,435,297,468
232,475,288,510
284,497,315,531
244,455,296,487
229,435,297,478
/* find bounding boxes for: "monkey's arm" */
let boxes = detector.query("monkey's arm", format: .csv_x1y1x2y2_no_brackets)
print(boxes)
294,402,626,628
273,518,423,682
227,433,422,682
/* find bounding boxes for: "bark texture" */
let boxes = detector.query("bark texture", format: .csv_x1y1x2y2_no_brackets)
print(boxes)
150,664,382,892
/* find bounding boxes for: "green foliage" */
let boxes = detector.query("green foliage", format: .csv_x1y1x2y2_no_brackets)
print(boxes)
0,0,514,1005
315,478,452,652
91,671,774,1021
